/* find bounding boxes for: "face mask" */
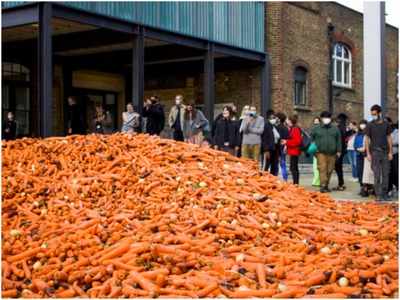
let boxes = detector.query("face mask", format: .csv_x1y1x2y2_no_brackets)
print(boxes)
175,100,181,105
359,124,367,130
314,122,320,125
269,119,277,125
322,118,331,125
371,115,379,121
249,111,256,117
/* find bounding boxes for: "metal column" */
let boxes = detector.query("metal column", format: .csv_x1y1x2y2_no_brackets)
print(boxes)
132,27,144,115
260,54,271,117
37,2,53,137
204,43,215,123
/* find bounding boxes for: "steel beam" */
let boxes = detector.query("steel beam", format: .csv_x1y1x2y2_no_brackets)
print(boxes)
1,3,39,28
37,2,53,137
132,28,144,115
143,27,207,50
214,43,266,62
203,43,215,123
260,54,272,117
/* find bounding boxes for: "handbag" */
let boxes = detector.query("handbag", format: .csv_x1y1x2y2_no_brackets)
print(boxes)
307,142,318,156
300,128,311,152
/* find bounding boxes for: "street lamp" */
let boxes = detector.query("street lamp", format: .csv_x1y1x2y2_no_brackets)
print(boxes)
327,19,335,114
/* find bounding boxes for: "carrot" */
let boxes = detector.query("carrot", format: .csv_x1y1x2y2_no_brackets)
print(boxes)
32,279,49,292
7,247,42,263
99,243,131,262
56,288,76,298
127,271,159,293
256,263,267,288
72,281,88,297
195,282,218,298
2,289,18,298
305,272,327,286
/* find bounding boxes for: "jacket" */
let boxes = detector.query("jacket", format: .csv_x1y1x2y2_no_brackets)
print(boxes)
143,103,165,135
213,118,240,148
3,120,17,140
311,124,342,155
261,122,275,153
337,122,350,153
168,105,185,131
392,129,398,155
182,110,208,139
354,132,365,153
239,116,265,145
277,124,290,140
286,126,302,156
68,104,85,134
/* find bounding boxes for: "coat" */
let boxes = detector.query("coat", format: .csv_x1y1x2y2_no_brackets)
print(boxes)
168,104,185,131
311,124,342,155
213,117,240,148
68,104,85,134
286,126,302,156
239,116,265,145
3,120,17,140
143,103,165,135
261,122,275,153
182,110,208,140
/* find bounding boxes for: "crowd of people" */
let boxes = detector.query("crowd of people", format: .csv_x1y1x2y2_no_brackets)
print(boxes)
3,94,398,202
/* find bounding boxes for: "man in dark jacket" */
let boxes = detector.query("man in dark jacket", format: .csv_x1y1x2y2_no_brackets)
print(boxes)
334,113,350,191
67,96,85,135
261,112,275,171
213,108,239,155
311,111,342,193
143,96,165,135
3,111,17,140
262,110,281,175
276,112,290,181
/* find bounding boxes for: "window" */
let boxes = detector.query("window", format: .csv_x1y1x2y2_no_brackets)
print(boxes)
332,43,352,88
294,66,307,106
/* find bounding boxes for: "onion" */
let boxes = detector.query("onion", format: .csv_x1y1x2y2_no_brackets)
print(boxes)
262,223,270,229
198,182,207,188
359,229,369,236
236,178,245,185
383,254,390,261
175,176,181,181
33,261,42,270
338,277,349,287
236,253,245,262
278,283,287,292
238,286,250,291
10,229,21,237
320,246,331,255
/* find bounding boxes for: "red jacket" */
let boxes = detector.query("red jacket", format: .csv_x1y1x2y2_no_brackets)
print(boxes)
286,127,302,156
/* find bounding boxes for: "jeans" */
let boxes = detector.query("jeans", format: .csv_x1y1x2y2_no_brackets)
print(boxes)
316,153,336,188
279,145,288,181
356,153,365,186
347,150,358,178
371,150,390,199
173,129,184,141
242,144,261,161
335,153,345,187
289,155,300,184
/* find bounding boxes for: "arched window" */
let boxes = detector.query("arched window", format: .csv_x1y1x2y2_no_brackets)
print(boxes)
294,66,307,106
332,43,352,88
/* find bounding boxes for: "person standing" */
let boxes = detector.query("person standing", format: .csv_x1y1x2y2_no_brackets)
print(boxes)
143,96,165,135
3,112,17,140
263,110,280,174
67,96,85,135
93,105,112,134
354,120,368,196
333,113,349,191
365,105,393,201
261,111,276,172
183,103,208,145
168,95,185,141
122,103,141,134
311,111,342,193
346,121,358,182
213,108,239,155
311,117,321,187
276,112,289,180
285,115,302,185
240,106,264,162
388,122,398,197
212,105,233,138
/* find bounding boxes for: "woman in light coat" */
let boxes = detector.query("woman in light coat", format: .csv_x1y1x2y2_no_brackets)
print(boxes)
183,103,209,145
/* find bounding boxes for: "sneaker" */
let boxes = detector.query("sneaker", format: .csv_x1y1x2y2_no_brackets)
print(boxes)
320,187,328,193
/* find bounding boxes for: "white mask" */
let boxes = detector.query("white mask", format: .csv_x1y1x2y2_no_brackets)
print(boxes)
175,100,181,105
322,118,331,125
360,124,367,130
269,119,277,125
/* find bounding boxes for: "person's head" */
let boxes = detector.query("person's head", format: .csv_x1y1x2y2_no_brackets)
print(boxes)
313,117,321,125
385,117,393,125
231,104,237,114
320,111,332,125
286,115,298,128
223,105,233,114
249,106,257,117
7,111,14,121
150,96,158,104
349,121,357,130
336,113,348,124
275,112,286,125
359,119,368,131
370,104,382,121
222,108,231,119
68,96,76,106
175,95,183,106
95,105,104,114
241,105,250,118
126,103,134,113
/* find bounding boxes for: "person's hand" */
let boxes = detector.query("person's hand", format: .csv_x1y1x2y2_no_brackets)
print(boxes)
388,152,393,161
68,128,72,134
5,128,9,133
336,152,341,158
265,151,271,160
195,124,201,129
214,145,218,150
367,153,372,161
281,140,287,145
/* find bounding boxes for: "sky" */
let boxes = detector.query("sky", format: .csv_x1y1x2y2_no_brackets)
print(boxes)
336,0,400,29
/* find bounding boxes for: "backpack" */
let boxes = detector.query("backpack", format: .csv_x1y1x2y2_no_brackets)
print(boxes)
300,128,311,152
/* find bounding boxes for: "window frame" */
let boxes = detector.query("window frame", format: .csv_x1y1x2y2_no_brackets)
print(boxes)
332,43,352,88
293,66,308,106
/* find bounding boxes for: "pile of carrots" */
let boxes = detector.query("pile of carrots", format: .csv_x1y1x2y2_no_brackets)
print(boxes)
2,133,398,298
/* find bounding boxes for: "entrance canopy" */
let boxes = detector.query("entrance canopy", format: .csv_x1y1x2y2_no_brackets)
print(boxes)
2,2,270,137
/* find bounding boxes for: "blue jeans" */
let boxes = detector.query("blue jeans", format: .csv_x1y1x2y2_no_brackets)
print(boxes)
280,145,288,181
347,150,358,179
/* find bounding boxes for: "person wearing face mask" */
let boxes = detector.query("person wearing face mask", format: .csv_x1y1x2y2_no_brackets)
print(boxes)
285,115,302,185
365,105,393,201
143,96,165,135
333,113,350,191
388,121,398,198
346,121,359,182
261,110,277,172
311,111,342,193
168,95,186,141
276,112,290,180
213,108,240,155
240,106,265,162
3,111,17,140
354,120,370,196
311,117,321,187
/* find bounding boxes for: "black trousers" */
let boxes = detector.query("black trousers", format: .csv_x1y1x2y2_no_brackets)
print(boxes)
356,153,365,186
389,153,399,191
264,146,280,175
290,155,299,184
173,129,184,141
335,153,345,187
